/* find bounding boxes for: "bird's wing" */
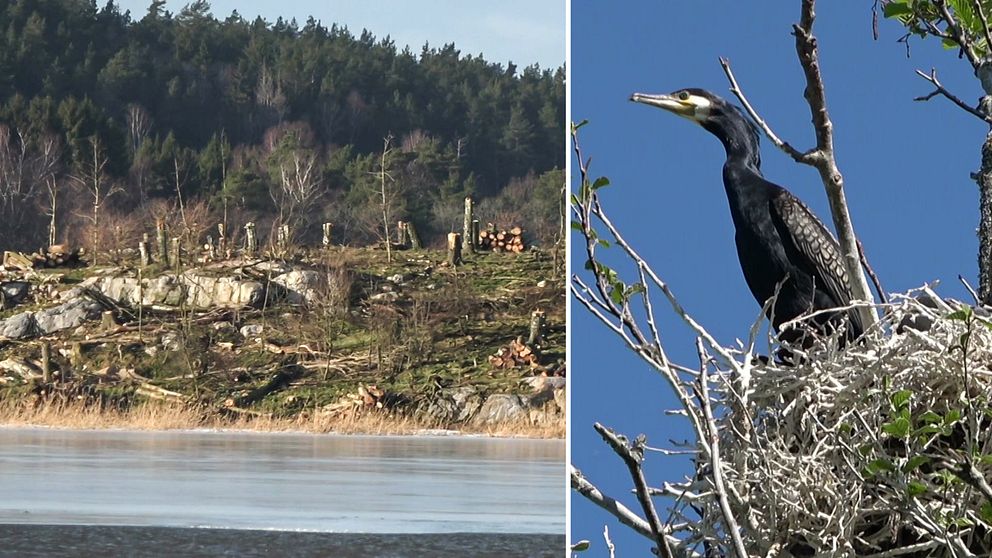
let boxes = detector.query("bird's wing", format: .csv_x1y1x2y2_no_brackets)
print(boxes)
769,189,864,335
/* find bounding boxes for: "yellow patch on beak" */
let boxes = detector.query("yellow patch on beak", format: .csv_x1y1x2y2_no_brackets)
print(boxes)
630,92,711,123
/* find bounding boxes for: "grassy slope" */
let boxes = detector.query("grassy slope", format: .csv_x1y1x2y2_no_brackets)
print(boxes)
0,247,565,436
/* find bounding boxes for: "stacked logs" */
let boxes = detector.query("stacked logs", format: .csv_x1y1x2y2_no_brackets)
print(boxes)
35,245,82,268
2,245,83,270
478,225,525,253
489,336,539,369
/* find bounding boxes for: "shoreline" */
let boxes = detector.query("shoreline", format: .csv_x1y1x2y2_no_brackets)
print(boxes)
0,399,564,439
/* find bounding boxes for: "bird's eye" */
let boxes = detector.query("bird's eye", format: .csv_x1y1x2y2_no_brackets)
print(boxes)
678,91,690,101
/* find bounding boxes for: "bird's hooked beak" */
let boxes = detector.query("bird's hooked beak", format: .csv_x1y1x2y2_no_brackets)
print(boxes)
630,92,710,124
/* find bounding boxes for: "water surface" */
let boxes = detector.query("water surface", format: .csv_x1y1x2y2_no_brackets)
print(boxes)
0,428,564,555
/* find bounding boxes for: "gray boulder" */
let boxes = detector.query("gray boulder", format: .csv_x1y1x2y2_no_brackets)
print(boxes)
272,270,322,305
0,312,36,339
34,299,103,334
474,394,527,424
1,281,30,307
425,387,483,423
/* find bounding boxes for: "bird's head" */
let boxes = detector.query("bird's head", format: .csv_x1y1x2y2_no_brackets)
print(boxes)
629,88,725,126
630,87,760,164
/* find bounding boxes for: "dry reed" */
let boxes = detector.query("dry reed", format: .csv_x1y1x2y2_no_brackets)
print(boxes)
0,397,563,438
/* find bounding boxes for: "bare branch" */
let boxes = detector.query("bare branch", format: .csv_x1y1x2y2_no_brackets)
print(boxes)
696,341,748,558
593,423,676,558
570,465,654,541
914,68,992,123
858,238,888,304
718,57,809,163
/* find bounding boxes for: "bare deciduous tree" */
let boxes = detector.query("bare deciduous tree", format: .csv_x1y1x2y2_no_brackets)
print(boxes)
378,134,396,262
0,126,34,209
125,103,152,155
37,135,64,246
71,135,121,264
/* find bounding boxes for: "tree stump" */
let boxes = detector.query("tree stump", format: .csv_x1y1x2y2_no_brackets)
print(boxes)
407,221,422,249
244,222,257,257
463,196,474,253
447,232,462,266
101,311,116,332
322,222,333,247
170,237,181,268
156,222,168,265
41,342,50,383
217,223,227,256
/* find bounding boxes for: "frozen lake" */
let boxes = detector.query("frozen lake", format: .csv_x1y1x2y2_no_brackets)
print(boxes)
0,428,564,535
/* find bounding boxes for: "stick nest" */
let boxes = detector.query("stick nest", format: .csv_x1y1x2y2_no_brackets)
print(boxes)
692,292,992,557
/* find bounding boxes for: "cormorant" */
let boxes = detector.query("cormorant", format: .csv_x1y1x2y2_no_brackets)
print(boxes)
630,88,863,345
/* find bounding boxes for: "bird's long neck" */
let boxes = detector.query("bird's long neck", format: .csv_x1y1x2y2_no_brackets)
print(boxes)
710,113,767,221
707,112,762,173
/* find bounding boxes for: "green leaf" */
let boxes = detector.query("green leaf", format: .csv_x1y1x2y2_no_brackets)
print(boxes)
903,455,930,473
569,193,580,206
890,389,913,411
943,36,961,50
597,238,610,248
947,307,973,321
907,480,928,497
571,540,591,552
959,332,971,349
982,502,992,524
883,1,912,18
570,221,583,232
883,417,912,439
591,176,610,190
626,283,646,297
609,286,624,305
584,259,595,271
865,458,896,476
944,409,962,426
915,424,944,437
936,469,961,486
919,410,942,425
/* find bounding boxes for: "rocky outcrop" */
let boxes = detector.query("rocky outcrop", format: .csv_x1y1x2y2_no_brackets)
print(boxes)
271,270,322,305
34,299,103,334
0,297,103,340
424,379,565,425
424,386,483,423
86,272,263,309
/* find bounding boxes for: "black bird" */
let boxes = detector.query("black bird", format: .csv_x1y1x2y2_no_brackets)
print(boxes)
630,88,863,345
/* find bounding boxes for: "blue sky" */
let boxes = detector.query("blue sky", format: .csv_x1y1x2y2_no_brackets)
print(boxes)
571,2,983,556
111,0,565,70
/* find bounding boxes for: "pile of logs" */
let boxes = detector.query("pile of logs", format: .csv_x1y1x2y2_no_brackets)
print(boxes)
34,245,82,268
489,336,539,369
2,245,82,270
478,225,525,253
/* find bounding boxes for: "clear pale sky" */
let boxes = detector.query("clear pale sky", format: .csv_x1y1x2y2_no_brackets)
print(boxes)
572,1,982,556
111,0,565,70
